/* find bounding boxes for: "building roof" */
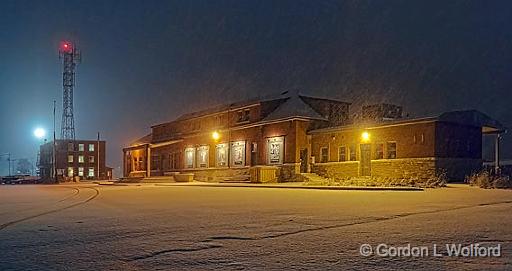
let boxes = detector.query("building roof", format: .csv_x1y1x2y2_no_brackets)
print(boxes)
309,110,506,134
262,94,327,122
129,134,152,147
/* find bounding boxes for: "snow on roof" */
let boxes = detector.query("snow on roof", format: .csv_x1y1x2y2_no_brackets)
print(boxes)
263,95,327,122
437,110,505,133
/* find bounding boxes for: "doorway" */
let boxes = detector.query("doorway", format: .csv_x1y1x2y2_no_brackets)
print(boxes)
300,148,308,173
360,144,371,176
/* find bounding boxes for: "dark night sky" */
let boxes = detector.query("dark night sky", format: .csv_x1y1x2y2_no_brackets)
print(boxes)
1,0,511,176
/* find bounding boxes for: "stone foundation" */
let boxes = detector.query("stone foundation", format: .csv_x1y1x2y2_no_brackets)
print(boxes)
182,167,250,182
312,161,360,179
371,158,437,180
277,163,302,182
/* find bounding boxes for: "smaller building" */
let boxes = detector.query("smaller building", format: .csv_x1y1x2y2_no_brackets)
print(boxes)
39,139,111,182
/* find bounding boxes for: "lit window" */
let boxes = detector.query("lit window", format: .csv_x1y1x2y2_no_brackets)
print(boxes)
230,141,246,167
78,167,84,177
387,142,397,159
349,144,356,161
196,145,209,168
68,155,74,163
320,147,328,163
375,143,384,159
88,168,95,177
78,144,84,151
89,156,95,163
89,144,95,152
267,137,284,165
185,147,195,168
216,143,228,167
338,146,346,162
67,167,74,177
78,155,84,163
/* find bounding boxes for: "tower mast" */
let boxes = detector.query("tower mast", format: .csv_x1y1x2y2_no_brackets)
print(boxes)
59,41,81,140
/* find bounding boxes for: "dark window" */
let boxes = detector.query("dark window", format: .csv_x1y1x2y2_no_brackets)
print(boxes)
387,142,397,159
338,146,346,162
237,109,250,122
375,143,384,159
349,144,356,161
320,147,329,163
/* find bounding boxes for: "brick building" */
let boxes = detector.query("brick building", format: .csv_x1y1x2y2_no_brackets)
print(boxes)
123,91,505,182
39,139,112,182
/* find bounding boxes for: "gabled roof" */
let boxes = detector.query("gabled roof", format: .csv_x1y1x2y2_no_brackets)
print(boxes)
262,95,327,121
438,110,505,134
309,109,506,134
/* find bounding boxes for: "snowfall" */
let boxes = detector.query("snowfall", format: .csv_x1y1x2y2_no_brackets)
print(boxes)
0,183,511,270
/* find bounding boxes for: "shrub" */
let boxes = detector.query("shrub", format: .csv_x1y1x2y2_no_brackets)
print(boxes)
465,170,512,189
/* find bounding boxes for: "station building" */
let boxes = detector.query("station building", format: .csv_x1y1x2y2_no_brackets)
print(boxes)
123,91,505,182
39,139,112,182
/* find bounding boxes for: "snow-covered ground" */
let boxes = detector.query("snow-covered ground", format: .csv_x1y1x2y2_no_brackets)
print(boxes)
0,184,511,270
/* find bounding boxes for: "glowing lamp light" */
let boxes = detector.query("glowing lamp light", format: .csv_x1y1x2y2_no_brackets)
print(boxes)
34,128,46,139
361,131,370,142
212,131,220,141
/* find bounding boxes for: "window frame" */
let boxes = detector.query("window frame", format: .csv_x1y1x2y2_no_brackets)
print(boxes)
320,147,329,163
387,141,397,159
338,146,346,162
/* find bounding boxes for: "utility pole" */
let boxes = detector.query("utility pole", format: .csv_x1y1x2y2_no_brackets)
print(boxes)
97,132,100,180
53,100,57,182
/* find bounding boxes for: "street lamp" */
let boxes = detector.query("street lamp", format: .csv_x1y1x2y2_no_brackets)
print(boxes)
34,128,46,139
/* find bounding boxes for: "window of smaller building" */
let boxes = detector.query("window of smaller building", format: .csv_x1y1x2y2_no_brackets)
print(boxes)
78,155,84,163
387,142,397,159
78,167,84,177
338,146,346,162
89,144,95,152
67,167,74,177
349,144,356,161
320,147,328,163
89,156,95,163
420,133,425,144
68,155,74,163
78,144,84,152
88,168,95,177
375,143,384,159
68,143,74,151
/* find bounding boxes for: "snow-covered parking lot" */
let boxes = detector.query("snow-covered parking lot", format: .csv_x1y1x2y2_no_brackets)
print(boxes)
0,184,511,270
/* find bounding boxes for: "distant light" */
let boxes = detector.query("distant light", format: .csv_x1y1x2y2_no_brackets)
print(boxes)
34,128,46,139
212,131,220,141
361,131,370,142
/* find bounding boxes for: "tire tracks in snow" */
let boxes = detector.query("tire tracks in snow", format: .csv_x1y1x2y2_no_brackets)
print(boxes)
0,186,99,231
206,200,512,242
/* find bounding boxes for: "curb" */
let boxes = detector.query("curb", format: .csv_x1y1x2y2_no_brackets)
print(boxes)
153,183,424,191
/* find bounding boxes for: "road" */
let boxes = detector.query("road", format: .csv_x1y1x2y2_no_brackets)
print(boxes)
0,184,511,270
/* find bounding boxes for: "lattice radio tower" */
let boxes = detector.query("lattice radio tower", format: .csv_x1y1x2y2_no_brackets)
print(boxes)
59,41,81,140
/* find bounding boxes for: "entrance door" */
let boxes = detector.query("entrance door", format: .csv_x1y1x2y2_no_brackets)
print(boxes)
360,144,371,176
300,148,308,173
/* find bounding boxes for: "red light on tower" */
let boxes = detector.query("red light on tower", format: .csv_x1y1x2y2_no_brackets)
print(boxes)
59,41,73,53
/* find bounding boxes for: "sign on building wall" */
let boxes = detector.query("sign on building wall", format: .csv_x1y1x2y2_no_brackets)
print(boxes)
267,136,284,165
185,147,195,168
216,143,228,167
230,141,246,167
196,145,209,168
